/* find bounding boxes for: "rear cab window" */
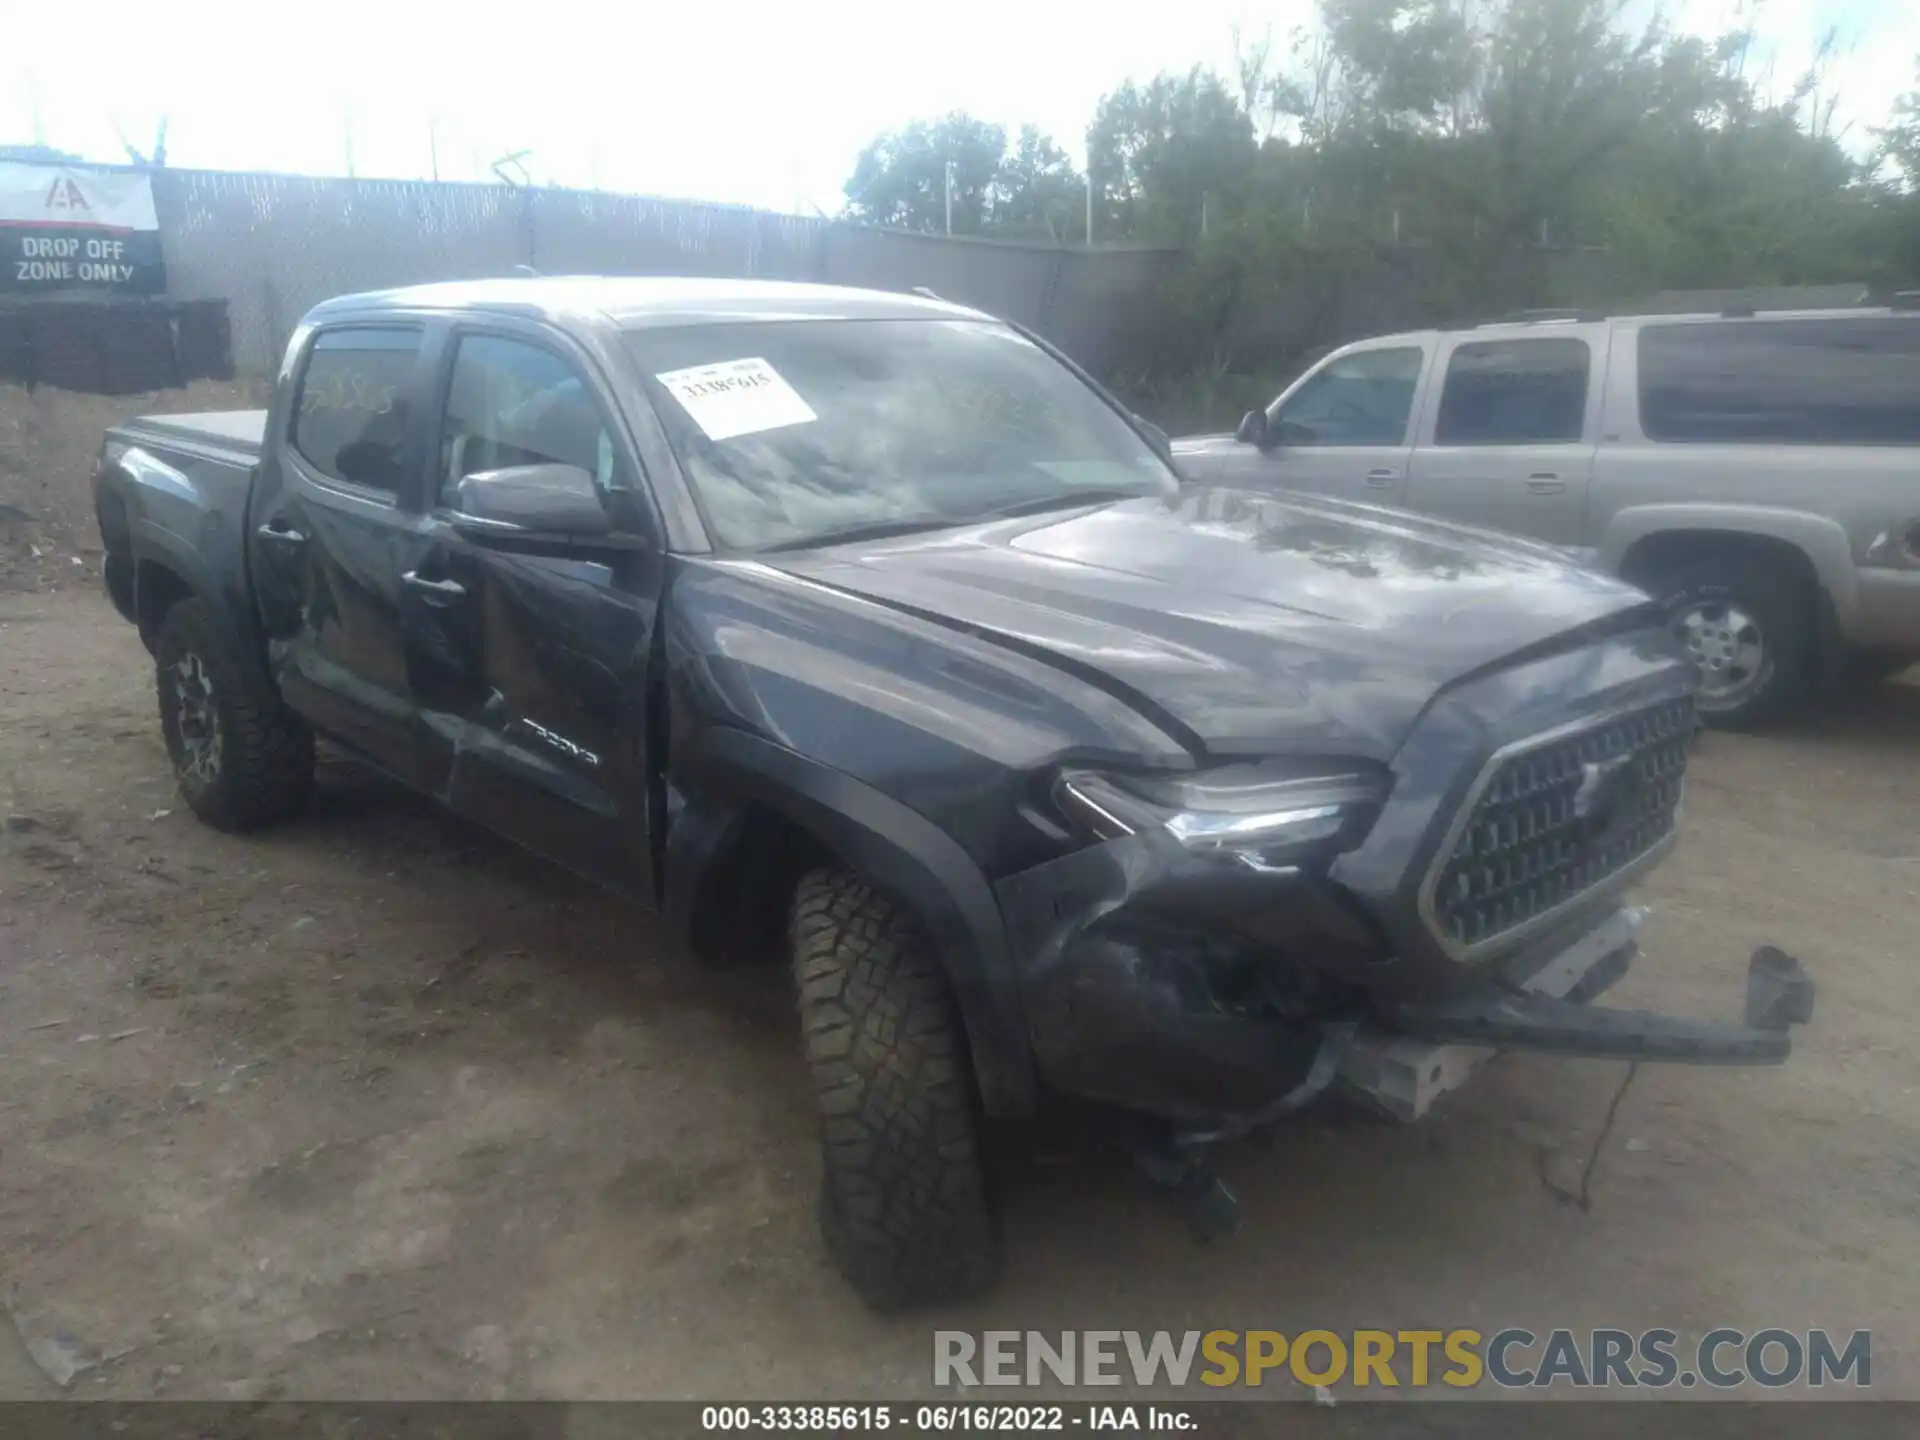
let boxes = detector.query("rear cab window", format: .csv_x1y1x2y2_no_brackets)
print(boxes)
289,327,423,496
1435,337,1591,445
1638,317,1920,445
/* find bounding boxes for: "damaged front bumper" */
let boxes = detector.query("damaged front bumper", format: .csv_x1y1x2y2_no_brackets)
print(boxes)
997,828,1815,1132
1344,907,1814,1120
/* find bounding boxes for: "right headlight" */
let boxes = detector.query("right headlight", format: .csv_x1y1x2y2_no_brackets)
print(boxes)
1054,760,1389,875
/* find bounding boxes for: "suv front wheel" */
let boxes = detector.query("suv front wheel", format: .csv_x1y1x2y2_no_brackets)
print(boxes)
790,867,1000,1311
1637,553,1812,728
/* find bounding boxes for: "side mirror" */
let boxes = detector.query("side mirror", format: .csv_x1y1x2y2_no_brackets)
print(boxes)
1132,414,1174,464
452,463,610,538
1234,409,1270,449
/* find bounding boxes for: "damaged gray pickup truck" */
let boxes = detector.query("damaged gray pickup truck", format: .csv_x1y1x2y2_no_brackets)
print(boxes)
93,278,1813,1311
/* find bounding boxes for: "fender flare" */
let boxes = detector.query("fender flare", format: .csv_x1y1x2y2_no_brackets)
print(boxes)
665,727,1037,1117
129,519,275,694
1597,504,1858,631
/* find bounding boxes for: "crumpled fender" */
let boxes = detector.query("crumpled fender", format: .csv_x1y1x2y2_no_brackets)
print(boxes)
666,725,1038,1116
993,829,1380,1124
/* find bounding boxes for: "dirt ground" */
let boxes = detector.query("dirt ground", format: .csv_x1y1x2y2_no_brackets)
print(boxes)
1,386,1917,1401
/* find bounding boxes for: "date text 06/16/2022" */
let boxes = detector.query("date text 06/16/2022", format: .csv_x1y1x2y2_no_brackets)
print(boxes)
701,1405,1193,1431
698,1413,1190,1436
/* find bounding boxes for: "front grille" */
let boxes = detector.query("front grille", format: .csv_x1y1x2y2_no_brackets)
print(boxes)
1427,697,1694,954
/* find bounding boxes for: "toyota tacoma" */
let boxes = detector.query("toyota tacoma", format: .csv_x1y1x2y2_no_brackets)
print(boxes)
93,278,1813,1310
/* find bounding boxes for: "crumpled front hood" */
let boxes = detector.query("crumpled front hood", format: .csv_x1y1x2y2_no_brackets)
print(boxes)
765,487,1660,760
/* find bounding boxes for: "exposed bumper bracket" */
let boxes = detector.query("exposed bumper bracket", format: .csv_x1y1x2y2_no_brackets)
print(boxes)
1746,946,1816,1032
1340,909,1815,1120
1389,945,1815,1064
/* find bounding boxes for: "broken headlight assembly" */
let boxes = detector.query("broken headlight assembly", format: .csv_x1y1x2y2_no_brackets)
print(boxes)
1054,761,1389,875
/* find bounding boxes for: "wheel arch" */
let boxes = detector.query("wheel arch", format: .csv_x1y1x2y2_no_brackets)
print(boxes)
134,558,196,652
1601,506,1855,630
664,727,1037,1117
1613,524,1846,682
128,522,273,693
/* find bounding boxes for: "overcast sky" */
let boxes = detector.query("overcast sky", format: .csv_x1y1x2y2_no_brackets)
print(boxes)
8,0,1917,214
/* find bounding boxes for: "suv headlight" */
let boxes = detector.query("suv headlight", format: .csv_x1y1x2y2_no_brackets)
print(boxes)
1054,761,1388,874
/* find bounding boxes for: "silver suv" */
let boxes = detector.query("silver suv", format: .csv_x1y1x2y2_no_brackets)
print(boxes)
1174,306,1920,726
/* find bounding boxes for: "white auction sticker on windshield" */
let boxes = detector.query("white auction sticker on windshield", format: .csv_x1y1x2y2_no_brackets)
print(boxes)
654,357,817,441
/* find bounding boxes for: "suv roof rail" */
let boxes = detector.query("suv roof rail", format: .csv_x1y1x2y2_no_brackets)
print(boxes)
1478,307,1607,326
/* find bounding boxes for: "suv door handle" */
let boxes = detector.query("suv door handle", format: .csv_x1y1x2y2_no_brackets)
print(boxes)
255,521,307,548
1525,473,1566,494
1365,468,1399,487
402,570,467,604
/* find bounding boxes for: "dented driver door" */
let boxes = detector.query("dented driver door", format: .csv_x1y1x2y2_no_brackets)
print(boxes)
403,323,666,900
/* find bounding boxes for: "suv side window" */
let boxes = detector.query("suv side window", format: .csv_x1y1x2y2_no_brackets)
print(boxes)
1435,337,1590,445
1270,347,1423,446
289,328,422,495
438,334,620,508
1639,317,1920,445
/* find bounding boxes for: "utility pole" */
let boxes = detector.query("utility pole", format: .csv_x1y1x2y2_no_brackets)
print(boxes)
944,159,954,236
1085,171,1094,246
344,109,356,178
429,119,440,182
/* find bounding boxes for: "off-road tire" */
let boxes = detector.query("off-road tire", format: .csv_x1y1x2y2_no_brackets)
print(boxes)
155,599,314,831
790,868,999,1311
1635,552,1812,729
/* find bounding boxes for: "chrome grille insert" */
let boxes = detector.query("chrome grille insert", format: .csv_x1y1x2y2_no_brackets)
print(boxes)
1423,697,1694,958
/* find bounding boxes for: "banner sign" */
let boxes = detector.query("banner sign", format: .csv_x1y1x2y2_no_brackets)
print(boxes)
0,163,165,295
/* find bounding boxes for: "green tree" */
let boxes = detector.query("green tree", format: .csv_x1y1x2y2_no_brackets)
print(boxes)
842,115,1086,238
840,3,1916,424
1869,61,1920,284
1313,0,1477,134
843,113,1008,234
1086,69,1258,243
990,125,1084,240
1881,62,1920,190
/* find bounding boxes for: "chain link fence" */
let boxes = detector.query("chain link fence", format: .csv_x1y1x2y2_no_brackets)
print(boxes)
148,169,1181,378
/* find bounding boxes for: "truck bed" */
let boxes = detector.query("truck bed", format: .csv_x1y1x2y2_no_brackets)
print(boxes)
118,410,268,461
96,410,268,639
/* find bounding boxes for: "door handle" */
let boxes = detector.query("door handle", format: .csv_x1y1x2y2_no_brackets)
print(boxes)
1365,468,1399,487
1525,473,1566,494
402,570,467,604
255,521,307,547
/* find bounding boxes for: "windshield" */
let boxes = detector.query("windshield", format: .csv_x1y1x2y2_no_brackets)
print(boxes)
624,319,1175,551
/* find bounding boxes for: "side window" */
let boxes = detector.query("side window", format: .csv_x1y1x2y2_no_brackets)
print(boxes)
439,335,619,508
289,328,422,495
1435,338,1590,446
1639,318,1920,445
1271,347,1423,446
